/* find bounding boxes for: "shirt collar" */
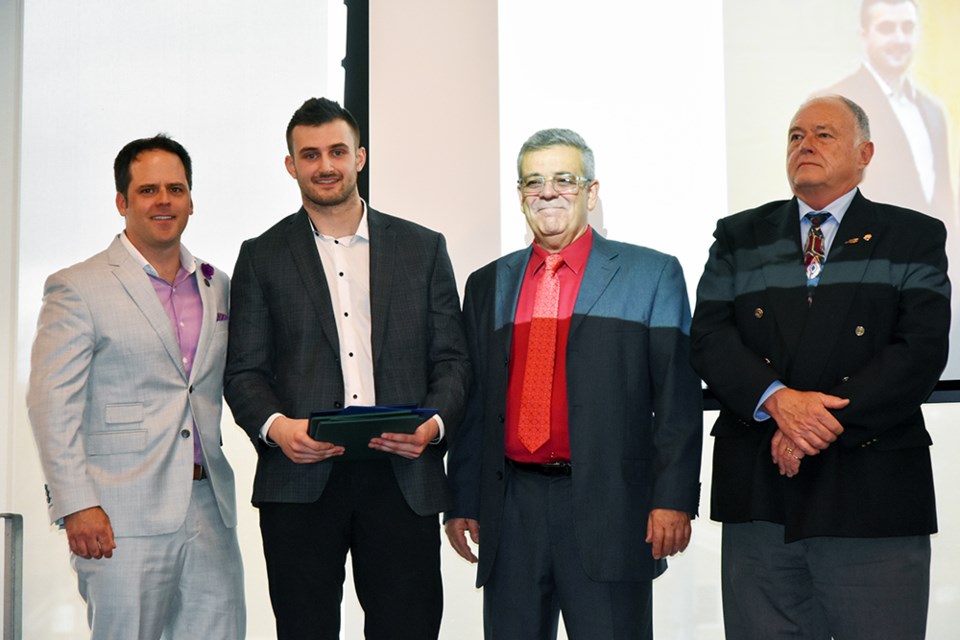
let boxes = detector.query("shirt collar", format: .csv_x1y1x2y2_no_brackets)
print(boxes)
864,62,917,101
797,187,859,225
530,226,594,275
119,231,195,278
307,199,370,243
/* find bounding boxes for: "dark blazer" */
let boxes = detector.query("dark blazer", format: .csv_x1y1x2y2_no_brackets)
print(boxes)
447,232,702,585
224,207,470,516
826,66,956,231
691,191,950,542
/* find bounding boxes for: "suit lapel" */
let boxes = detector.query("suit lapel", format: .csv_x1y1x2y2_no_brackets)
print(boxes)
495,248,531,361
191,257,216,384
286,209,341,355
368,209,393,366
570,234,619,337
107,237,187,381
756,199,809,354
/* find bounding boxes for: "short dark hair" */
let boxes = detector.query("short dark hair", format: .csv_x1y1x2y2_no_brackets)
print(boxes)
114,134,192,197
860,0,918,28
286,97,361,155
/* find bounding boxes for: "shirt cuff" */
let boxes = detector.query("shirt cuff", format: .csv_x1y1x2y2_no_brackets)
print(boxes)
431,414,445,444
754,381,785,421
260,413,284,446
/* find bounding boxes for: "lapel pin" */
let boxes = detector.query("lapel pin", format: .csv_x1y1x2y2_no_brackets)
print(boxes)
844,237,860,244
863,234,873,241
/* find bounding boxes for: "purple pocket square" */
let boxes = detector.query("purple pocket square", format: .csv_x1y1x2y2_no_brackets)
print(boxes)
216,312,229,322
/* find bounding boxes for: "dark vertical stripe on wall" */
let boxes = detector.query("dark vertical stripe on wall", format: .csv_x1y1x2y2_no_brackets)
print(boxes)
343,0,369,202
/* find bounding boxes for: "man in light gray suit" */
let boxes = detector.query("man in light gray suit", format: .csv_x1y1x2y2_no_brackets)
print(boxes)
27,135,245,639
225,98,469,639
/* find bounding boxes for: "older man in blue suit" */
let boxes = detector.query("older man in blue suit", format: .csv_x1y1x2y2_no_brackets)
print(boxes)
445,129,702,639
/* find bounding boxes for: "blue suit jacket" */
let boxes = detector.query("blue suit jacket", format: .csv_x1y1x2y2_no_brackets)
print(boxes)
447,231,702,585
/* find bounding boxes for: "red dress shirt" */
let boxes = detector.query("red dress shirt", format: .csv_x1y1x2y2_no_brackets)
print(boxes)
505,227,593,463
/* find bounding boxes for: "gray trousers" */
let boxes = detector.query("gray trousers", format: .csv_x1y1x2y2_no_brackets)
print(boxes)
72,479,246,640
721,520,929,640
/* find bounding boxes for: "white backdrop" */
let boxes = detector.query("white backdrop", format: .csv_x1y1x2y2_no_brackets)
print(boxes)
4,0,959,638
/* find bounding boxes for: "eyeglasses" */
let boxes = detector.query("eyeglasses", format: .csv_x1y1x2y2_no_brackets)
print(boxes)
518,174,589,196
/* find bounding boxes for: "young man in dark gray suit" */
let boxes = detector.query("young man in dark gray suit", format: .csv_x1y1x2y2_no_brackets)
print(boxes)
692,96,949,639
224,98,469,640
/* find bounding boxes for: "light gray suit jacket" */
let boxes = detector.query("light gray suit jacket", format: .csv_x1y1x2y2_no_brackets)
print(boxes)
27,235,237,536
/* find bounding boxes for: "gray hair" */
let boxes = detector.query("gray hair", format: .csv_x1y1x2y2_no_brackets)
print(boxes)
517,128,596,180
840,96,872,143
798,95,872,143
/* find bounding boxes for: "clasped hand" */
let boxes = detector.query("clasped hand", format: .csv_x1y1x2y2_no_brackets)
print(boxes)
763,388,848,477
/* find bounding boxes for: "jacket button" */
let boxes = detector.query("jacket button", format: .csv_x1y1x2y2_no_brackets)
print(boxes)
334,401,343,409
189,385,194,393
754,308,764,319
497,414,505,423
855,326,865,337
180,429,190,438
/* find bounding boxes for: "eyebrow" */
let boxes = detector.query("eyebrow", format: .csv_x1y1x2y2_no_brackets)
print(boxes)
789,124,837,135
299,143,351,154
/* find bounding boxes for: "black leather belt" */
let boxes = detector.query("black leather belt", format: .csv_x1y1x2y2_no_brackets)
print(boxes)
507,458,572,477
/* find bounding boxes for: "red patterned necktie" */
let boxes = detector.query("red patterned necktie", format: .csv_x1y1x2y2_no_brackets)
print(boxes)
804,212,830,304
517,253,564,453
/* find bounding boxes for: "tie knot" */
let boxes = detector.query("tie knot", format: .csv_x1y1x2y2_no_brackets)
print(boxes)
806,212,831,228
544,254,564,273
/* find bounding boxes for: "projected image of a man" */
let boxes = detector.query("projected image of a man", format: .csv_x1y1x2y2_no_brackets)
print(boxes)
824,0,955,231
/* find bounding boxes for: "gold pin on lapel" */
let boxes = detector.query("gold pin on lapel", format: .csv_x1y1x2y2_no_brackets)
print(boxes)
863,234,873,241
844,237,860,244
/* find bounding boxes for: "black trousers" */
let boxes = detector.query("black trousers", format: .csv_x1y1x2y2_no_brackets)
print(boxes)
259,461,443,640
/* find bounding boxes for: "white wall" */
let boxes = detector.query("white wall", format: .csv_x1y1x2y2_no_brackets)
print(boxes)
4,0,959,638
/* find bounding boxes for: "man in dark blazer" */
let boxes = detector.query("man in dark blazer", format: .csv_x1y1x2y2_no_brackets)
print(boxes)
691,96,949,639
224,98,469,640
445,129,702,639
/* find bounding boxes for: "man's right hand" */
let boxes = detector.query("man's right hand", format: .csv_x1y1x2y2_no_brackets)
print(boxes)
762,387,848,456
268,416,344,464
64,506,116,559
444,518,480,564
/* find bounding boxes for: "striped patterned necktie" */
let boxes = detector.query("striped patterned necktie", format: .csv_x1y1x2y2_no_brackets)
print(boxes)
804,211,831,304
517,253,564,453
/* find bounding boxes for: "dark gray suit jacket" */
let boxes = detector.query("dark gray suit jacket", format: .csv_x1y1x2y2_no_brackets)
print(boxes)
224,207,470,516
447,232,702,585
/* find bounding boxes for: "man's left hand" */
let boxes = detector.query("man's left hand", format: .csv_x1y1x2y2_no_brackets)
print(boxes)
646,508,692,559
369,416,440,459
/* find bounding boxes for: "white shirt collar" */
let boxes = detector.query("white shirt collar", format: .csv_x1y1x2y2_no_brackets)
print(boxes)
797,187,859,225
